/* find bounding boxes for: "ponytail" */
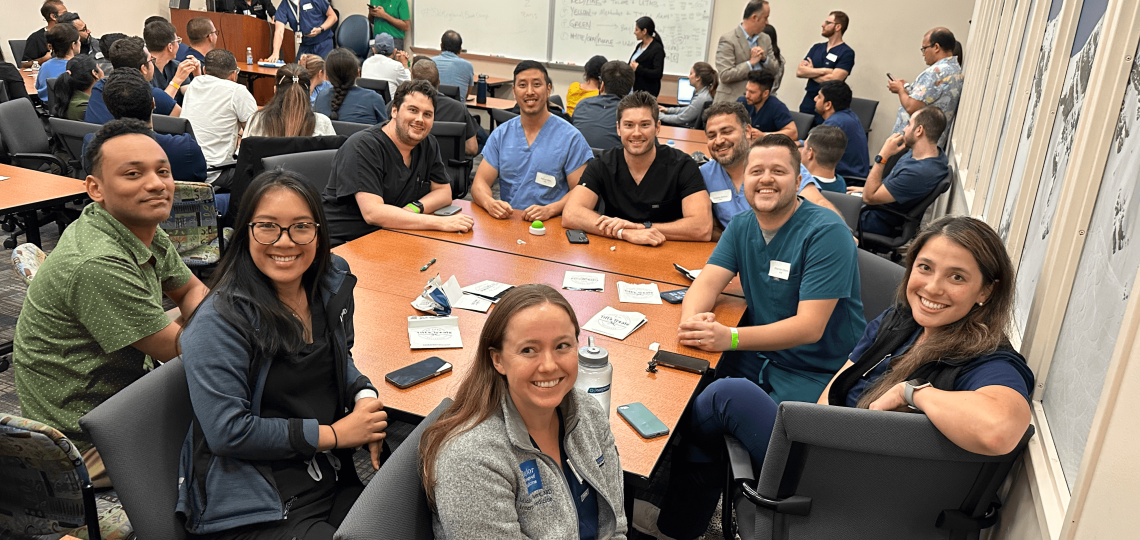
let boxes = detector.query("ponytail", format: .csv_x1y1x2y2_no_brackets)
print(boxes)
251,63,316,137
636,16,664,49
693,61,717,99
324,48,360,121
50,54,99,119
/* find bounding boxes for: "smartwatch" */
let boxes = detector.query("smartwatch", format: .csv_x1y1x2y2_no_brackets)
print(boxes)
642,221,652,229
904,378,932,410
874,155,885,164
408,201,425,214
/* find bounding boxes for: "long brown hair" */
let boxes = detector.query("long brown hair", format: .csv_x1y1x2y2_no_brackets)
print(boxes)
325,48,359,120
299,53,325,91
249,63,316,137
419,284,580,507
856,216,1015,408
692,61,718,99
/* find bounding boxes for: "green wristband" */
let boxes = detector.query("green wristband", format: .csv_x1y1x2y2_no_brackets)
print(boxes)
405,203,421,214
730,327,739,351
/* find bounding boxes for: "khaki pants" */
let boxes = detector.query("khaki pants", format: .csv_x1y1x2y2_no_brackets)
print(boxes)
81,446,113,489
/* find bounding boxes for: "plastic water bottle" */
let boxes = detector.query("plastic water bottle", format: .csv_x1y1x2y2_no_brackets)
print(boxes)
31,60,39,72
575,336,613,416
246,47,253,65
476,74,488,104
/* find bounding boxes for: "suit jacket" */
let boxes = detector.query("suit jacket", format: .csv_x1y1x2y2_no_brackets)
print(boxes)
715,26,778,103
630,39,666,97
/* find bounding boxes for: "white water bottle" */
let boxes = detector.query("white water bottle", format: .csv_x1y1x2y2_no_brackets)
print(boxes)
575,336,613,417
246,47,253,65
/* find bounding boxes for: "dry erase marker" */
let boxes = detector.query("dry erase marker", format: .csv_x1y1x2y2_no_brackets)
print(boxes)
420,258,437,272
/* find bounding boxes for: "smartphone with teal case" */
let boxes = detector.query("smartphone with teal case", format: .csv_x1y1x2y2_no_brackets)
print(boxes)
617,402,669,439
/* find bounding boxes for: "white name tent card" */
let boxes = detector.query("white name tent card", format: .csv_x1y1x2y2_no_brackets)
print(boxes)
581,306,648,340
407,316,463,349
617,281,662,304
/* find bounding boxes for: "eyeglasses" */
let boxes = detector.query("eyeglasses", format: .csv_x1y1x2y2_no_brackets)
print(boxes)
920,44,933,53
823,20,836,26
249,222,320,245
175,36,183,45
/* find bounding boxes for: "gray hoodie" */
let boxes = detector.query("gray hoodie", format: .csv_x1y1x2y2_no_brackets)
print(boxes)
432,388,627,540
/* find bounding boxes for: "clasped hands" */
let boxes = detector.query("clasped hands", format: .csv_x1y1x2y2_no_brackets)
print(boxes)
485,200,559,221
596,216,664,246
332,396,388,470
678,312,731,352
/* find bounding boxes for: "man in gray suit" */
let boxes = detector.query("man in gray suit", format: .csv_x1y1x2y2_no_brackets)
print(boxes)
714,0,780,103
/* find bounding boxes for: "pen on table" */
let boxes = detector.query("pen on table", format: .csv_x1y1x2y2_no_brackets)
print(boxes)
420,258,437,272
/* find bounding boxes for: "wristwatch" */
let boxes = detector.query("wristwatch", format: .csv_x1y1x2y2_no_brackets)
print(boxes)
409,200,425,214
642,221,652,229
904,378,932,410
874,155,885,164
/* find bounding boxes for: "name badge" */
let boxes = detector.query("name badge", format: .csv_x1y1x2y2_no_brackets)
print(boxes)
709,189,732,204
302,2,313,9
535,172,557,188
769,260,791,281
826,53,838,62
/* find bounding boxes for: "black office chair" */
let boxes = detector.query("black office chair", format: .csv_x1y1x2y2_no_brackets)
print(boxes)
9,40,26,64
430,120,473,199
549,94,564,109
335,14,371,60
489,107,518,130
789,111,813,141
856,249,905,322
356,77,392,105
849,98,878,134
723,402,1032,540
48,117,99,176
820,190,862,234
858,173,952,261
844,175,867,189
261,148,339,193
695,99,713,130
331,120,370,137
438,84,462,102
226,135,347,226
334,398,453,540
80,358,192,540
152,114,195,138
0,82,10,104
0,97,71,175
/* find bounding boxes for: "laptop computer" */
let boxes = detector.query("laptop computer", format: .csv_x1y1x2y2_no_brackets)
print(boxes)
676,77,694,105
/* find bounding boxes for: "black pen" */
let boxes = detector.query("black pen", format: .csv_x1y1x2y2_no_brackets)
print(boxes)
420,258,437,272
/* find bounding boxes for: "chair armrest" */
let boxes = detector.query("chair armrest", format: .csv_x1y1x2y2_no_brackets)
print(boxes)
207,159,237,172
740,483,813,516
12,152,69,173
725,435,755,483
447,158,472,168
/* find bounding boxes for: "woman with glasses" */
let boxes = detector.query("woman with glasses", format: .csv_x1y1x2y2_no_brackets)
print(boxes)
176,171,387,540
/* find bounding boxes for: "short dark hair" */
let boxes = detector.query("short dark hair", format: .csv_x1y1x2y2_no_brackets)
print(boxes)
617,90,658,123
103,68,154,123
57,12,80,25
929,28,956,53
583,55,607,81
746,70,775,93
440,30,462,54
742,0,768,19
913,106,947,143
830,11,849,34
40,0,64,23
818,80,852,111
47,23,79,59
751,133,801,172
599,60,634,97
99,33,128,54
204,48,238,78
187,17,215,43
144,15,169,27
411,58,440,88
804,125,847,168
108,36,148,70
84,118,156,178
391,80,438,116
513,60,552,85
704,101,749,128
144,21,178,53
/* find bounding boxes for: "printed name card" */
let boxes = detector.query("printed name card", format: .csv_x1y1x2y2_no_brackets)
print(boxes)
617,282,662,304
407,316,463,349
563,271,606,291
582,306,648,340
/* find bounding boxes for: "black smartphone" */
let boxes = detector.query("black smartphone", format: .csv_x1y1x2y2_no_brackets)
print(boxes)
385,357,453,389
887,73,894,81
660,288,687,304
617,403,669,439
433,205,461,216
652,350,709,374
673,263,697,280
566,229,589,244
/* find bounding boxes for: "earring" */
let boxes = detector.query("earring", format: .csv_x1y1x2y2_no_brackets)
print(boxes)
977,301,985,307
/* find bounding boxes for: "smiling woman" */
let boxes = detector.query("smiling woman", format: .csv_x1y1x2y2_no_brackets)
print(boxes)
419,284,628,540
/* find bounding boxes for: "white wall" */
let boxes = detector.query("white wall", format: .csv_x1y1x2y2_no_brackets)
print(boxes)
1,0,172,62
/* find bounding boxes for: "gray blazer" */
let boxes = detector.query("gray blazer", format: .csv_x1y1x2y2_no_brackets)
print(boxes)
715,25,779,103
431,389,627,540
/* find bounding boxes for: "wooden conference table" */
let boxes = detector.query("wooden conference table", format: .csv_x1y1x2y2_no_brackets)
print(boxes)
333,206,747,479
0,164,86,246
21,69,36,96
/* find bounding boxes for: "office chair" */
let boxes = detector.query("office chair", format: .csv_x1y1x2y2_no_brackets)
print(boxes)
849,97,878,134
430,120,474,199
1,243,47,373
0,96,71,175
858,173,952,261
695,99,713,130
357,76,392,104
225,135,348,226
0,82,9,104
9,40,26,64
332,119,370,137
48,117,99,175
334,398,453,540
335,14,371,60
789,111,813,140
723,401,1033,540
489,107,518,130
152,114,195,138
856,249,905,322
262,148,339,193
820,190,862,233
80,358,192,540
438,84,462,102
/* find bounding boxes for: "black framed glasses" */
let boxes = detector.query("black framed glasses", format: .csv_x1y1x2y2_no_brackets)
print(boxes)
249,222,320,245
920,44,933,53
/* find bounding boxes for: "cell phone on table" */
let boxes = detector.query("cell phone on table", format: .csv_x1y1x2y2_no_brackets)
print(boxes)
566,229,589,244
617,403,669,439
660,288,687,304
385,357,453,389
434,205,462,216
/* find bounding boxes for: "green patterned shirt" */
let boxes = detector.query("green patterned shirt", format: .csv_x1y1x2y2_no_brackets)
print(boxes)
14,202,192,450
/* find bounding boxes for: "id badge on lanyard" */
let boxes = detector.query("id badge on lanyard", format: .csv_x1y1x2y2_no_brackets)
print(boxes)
291,1,304,49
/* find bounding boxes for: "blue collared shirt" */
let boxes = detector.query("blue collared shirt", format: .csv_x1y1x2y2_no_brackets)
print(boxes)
433,51,475,97
482,114,592,208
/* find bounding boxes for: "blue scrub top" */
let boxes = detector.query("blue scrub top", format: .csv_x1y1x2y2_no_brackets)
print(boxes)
700,160,821,228
822,108,870,178
738,94,793,133
859,149,949,235
85,79,177,124
799,42,855,114
276,0,334,56
482,115,593,208
707,200,866,403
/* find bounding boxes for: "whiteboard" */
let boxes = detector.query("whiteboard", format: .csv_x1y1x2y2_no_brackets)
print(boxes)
550,0,713,76
412,0,551,62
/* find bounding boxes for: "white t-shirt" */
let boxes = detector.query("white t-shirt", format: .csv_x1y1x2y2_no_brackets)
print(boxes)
360,54,410,95
181,74,258,170
245,111,336,138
